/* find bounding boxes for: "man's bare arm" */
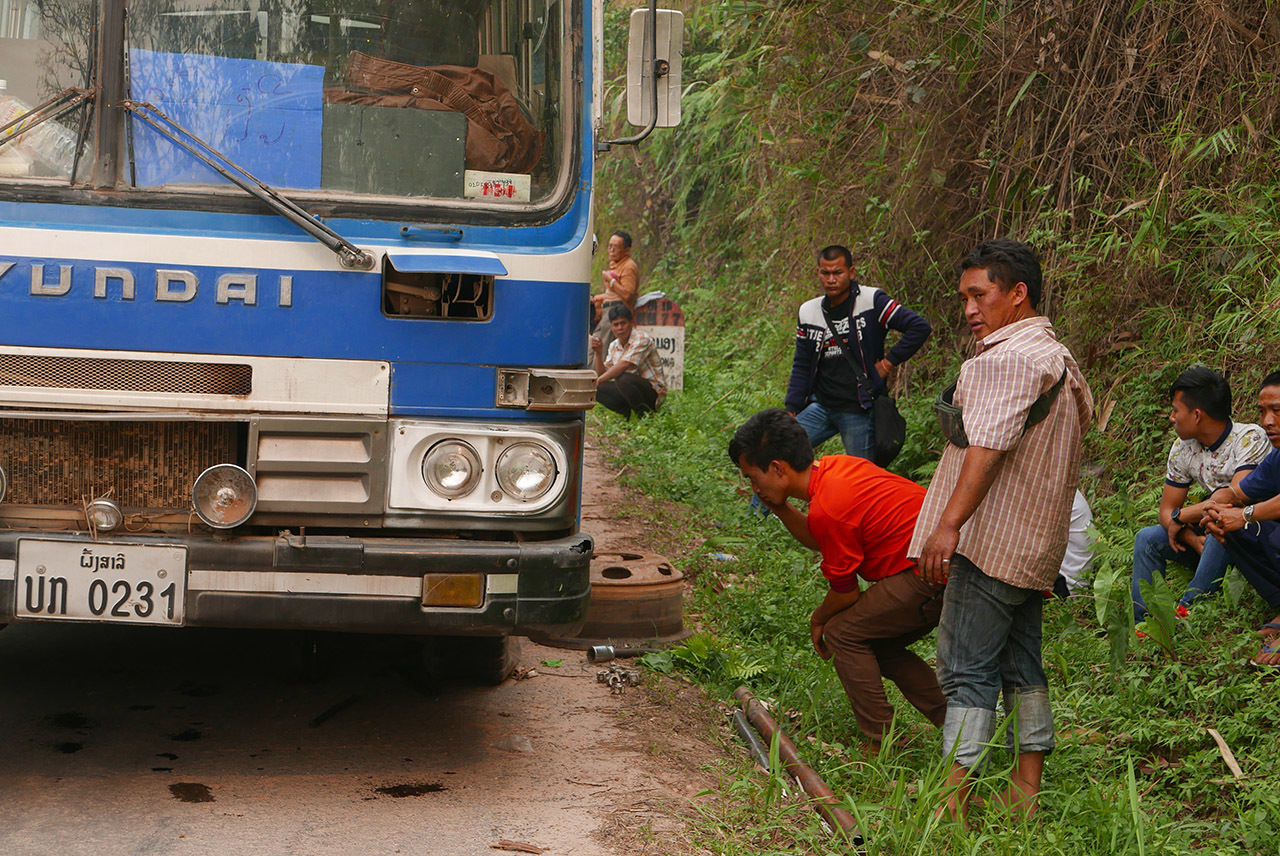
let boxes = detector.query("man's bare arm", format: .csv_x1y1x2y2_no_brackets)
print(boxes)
595,359,634,384
1206,488,1280,539
1157,483,1192,551
809,587,861,659
763,497,819,550
918,445,1005,584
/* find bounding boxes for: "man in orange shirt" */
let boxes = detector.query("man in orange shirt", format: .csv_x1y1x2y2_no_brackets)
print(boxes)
591,230,639,347
730,409,946,751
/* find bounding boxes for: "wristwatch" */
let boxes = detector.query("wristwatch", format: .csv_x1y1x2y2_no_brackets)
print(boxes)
1244,505,1257,526
1170,508,1183,526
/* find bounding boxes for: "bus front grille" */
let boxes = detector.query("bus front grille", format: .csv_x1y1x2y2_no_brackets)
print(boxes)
0,355,252,396
0,419,241,509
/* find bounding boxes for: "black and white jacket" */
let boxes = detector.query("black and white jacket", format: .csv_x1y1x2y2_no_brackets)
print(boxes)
784,283,931,414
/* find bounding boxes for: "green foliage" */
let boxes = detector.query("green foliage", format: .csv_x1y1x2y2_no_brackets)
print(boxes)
639,633,768,686
1136,575,1179,657
592,0,1280,851
601,339,1280,852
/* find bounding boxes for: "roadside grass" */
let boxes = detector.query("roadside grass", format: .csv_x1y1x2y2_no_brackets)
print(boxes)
596,337,1280,855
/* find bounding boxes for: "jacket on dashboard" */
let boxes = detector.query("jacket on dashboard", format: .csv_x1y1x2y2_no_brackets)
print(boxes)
784,283,931,414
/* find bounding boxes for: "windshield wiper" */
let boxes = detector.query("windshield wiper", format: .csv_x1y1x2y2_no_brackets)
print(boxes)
119,100,375,271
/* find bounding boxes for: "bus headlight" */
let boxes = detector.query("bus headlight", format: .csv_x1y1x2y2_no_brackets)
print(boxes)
192,464,258,529
422,440,482,499
495,442,557,501
87,498,123,532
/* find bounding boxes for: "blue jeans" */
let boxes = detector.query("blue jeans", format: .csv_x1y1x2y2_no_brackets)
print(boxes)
936,555,1054,771
1130,523,1228,622
795,401,874,459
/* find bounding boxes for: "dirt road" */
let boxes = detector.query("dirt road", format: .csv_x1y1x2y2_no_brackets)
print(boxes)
0,440,725,856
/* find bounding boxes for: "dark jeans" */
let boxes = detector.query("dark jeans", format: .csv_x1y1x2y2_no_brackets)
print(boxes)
823,570,946,743
1223,520,1280,608
596,372,657,418
1131,523,1228,621
936,554,1054,771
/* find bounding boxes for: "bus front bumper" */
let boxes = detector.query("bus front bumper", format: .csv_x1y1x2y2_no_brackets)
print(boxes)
0,531,593,636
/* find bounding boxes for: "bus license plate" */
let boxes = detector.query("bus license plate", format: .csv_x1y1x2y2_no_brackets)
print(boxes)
15,541,187,626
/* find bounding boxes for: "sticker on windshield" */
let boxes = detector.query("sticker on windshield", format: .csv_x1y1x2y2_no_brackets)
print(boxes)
464,170,531,202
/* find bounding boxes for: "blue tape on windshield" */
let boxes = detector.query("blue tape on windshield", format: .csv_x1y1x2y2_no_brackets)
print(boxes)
129,49,324,189
385,252,509,276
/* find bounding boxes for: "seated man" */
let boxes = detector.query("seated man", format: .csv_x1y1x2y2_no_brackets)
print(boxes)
591,304,666,418
729,409,945,752
1131,367,1267,623
1204,371,1280,665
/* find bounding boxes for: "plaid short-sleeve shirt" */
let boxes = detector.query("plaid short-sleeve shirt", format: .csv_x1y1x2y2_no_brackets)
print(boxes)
908,316,1094,590
606,328,667,403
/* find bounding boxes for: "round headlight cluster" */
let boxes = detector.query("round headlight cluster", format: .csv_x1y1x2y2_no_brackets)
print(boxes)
423,441,482,499
88,498,124,532
496,442,557,501
192,464,258,529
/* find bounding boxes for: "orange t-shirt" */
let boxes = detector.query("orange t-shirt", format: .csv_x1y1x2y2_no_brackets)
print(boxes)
602,256,639,309
805,455,926,592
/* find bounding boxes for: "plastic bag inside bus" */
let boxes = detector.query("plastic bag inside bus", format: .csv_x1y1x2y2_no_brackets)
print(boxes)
0,2,93,181
0,0,566,204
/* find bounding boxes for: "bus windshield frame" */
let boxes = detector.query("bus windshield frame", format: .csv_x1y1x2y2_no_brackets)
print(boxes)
0,0,581,224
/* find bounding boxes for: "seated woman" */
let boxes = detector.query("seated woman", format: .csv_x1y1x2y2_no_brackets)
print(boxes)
590,304,667,418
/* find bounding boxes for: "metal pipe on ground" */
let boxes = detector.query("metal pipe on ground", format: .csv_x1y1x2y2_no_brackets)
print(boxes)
731,709,772,772
585,645,659,663
733,686,862,844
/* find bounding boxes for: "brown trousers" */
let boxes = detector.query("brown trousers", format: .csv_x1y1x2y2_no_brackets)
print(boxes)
823,570,946,743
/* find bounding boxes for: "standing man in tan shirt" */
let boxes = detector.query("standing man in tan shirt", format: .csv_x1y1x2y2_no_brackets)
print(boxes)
591,230,639,348
909,239,1093,824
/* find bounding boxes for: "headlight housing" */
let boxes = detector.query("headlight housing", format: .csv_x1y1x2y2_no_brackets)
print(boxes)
387,421,575,518
87,498,124,532
192,464,258,529
495,442,557,501
422,440,482,499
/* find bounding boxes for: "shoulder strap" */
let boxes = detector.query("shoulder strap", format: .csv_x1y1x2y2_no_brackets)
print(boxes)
1024,368,1068,429
820,304,873,390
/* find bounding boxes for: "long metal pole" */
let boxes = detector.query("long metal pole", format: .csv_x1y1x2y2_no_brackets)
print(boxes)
733,687,862,843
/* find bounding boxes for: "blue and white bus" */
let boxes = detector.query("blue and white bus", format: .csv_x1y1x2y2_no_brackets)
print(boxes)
0,0,680,679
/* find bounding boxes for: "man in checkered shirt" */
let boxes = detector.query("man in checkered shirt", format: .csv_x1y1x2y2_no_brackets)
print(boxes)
910,238,1093,824
590,304,667,418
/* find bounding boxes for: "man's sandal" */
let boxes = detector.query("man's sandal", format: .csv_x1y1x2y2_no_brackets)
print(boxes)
1255,621,1280,638
1248,635,1280,668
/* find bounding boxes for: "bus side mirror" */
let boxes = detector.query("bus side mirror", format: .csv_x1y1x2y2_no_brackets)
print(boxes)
625,8,683,129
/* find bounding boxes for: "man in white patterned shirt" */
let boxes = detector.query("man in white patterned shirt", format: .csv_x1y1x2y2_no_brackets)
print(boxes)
590,304,667,418
1131,367,1267,624
911,238,1093,824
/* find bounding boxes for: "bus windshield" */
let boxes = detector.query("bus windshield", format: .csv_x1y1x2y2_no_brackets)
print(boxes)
1,0,571,208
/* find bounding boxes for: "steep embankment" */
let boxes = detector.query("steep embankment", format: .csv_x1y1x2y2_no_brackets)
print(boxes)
599,0,1280,482
591,3,1280,853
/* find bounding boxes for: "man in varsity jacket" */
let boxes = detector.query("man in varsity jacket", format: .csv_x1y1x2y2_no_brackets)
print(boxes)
783,245,932,458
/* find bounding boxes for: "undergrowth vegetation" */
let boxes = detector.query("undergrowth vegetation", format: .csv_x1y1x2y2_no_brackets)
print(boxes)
599,358,1280,854
592,0,1280,852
